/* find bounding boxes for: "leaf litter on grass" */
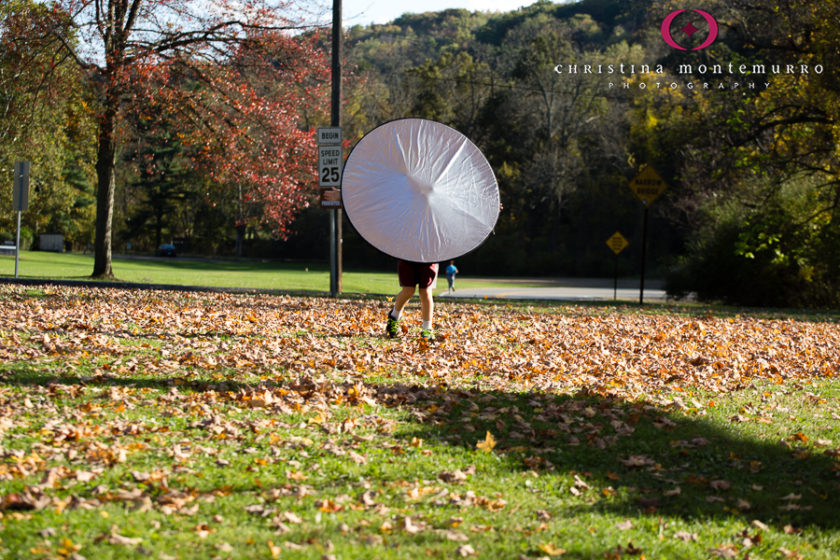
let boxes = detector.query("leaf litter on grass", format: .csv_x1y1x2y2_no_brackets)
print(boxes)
1,284,840,559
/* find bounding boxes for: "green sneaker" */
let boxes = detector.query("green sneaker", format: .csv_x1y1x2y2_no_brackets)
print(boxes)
420,329,435,342
386,314,400,338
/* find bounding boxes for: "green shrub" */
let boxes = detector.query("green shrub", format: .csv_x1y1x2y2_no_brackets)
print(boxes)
666,181,840,308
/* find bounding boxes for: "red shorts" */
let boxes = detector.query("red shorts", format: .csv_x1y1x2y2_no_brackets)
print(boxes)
398,261,438,289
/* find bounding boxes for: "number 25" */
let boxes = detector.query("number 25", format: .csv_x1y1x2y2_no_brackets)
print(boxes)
321,167,340,183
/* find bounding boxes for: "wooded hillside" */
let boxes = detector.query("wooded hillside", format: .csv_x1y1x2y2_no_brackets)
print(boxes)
334,0,840,307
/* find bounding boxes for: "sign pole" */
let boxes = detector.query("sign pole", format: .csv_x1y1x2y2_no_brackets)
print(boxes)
607,231,630,301
330,212,337,294
639,203,649,305
613,252,618,301
15,210,21,278
13,161,30,279
605,231,629,301
628,165,666,306
330,0,343,297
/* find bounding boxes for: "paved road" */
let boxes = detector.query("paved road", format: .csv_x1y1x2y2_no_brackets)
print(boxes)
437,277,670,302
0,269,676,303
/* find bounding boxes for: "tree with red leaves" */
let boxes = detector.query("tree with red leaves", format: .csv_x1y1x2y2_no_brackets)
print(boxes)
41,0,327,277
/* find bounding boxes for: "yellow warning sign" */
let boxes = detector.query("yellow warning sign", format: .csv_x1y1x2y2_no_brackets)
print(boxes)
629,165,667,205
606,231,629,255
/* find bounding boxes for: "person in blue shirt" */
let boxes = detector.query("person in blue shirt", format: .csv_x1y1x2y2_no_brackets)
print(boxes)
444,261,459,294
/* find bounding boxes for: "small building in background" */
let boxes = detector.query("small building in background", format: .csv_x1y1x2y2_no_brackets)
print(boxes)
39,234,64,252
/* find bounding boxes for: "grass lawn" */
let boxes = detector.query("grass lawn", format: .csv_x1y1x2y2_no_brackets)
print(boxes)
0,251,536,296
1,284,839,559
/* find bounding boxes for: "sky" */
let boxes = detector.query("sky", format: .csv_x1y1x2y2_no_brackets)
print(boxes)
338,0,536,27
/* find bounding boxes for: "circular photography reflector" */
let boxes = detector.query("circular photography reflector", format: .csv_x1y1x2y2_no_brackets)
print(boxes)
341,118,499,263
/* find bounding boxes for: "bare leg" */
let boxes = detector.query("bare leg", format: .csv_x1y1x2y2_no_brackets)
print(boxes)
418,288,434,323
392,286,415,317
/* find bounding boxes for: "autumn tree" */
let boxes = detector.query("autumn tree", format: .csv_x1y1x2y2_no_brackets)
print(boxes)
179,32,330,250
114,30,329,256
38,0,326,277
654,0,840,305
0,0,97,249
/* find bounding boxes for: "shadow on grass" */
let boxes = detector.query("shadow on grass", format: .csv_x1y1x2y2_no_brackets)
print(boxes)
4,360,838,534
0,369,254,395
392,384,840,532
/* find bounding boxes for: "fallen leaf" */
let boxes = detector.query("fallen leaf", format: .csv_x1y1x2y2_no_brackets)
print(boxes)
267,540,282,558
673,531,698,542
535,510,552,521
75,470,98,482
457,544,477,557
438,470,468,483
538,542,567,556
281,512,303,524
443,530,469,542
707,544,738,558
108,526,142,546
348,450,367,465
476,431,496,452
616,520,633,531
620,455,654,468
401,516,424,534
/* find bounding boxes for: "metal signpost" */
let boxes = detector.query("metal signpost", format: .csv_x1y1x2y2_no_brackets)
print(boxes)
12,161,30,279
605,231,629,301
318,126,343,297
628,165,667,305
325,0,342,298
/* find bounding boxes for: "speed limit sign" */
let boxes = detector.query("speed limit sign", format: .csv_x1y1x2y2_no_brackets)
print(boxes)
319,145,342,187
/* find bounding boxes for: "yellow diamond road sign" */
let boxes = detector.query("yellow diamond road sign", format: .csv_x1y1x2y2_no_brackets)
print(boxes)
606,231,629,255
629,165,667,205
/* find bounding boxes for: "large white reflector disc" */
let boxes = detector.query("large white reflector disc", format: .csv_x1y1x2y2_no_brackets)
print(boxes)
342,118,499,263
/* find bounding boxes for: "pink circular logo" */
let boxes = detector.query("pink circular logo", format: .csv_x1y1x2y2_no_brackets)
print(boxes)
661,9,719,51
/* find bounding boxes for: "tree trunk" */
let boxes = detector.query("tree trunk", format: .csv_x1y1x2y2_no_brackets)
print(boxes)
92,102,117,278
155,215,162,250
154,200,163,250
235,183,244,257
235,223,245,257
